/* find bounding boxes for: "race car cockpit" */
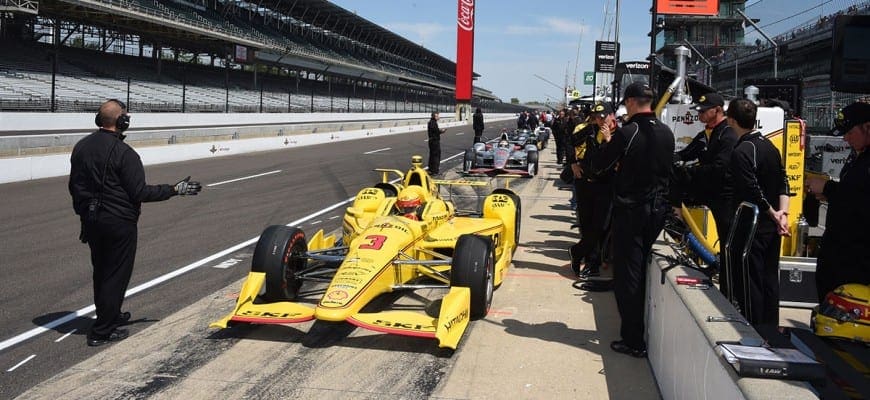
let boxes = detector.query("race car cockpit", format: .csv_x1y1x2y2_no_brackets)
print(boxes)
395,187,426,221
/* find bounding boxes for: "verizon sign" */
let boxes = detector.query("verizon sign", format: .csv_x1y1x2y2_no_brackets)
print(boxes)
455,0,475,101
594,41,619,73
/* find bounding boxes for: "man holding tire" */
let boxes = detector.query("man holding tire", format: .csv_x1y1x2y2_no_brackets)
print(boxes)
69,99,202,347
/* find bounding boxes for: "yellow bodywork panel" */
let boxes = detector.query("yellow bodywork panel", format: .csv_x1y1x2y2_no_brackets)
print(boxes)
210,272,315,329
435,287,471,349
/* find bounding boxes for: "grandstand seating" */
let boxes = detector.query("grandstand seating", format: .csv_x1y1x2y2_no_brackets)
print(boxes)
0,41,469,113
0,0,530,114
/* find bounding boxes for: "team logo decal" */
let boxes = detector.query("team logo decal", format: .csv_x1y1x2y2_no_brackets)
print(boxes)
327,290,348,300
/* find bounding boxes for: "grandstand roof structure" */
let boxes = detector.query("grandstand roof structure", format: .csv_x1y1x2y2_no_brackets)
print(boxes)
27,0,488,97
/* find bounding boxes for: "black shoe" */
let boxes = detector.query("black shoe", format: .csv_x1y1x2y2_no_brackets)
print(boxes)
568,246,583,276
578,267,600,278
610,340,647,358
87,328,129,347
116,311,131,325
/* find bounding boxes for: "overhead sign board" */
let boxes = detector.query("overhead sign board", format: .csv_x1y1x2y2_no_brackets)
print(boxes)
656,0,719,16
594,41,619,73
583,71,594,85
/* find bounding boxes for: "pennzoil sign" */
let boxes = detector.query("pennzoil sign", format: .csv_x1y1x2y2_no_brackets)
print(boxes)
672,112,699,125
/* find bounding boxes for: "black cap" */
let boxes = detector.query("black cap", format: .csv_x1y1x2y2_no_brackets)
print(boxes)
832,102,870,136
591,102,614,119
623,82,655,100
692,93,724,112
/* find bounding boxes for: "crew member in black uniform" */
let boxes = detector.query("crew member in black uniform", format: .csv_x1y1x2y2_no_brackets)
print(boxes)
591,83,675,358
69,99,202,346
726,98,790,328
472,107,485,144
552,109,567,164
806,101,870,303
672,93,738,296
568,102,617,278
427,112,446,175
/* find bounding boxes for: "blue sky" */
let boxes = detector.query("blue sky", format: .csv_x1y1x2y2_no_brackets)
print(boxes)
330,0,859,103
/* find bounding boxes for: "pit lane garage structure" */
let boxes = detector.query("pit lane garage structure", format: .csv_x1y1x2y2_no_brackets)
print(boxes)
0,0,525,114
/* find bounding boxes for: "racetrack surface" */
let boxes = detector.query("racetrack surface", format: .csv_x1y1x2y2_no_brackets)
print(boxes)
3,119,659,399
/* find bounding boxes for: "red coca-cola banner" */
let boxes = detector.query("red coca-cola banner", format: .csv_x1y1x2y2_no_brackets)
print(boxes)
455,0,475,101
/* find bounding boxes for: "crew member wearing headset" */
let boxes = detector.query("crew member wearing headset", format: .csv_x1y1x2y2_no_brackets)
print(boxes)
69,99,202,346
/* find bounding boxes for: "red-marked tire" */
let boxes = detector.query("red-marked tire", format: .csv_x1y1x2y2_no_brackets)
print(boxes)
450,234,494,319
252,225,307,301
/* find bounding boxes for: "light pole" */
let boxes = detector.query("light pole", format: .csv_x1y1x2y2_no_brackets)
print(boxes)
736,9,777,79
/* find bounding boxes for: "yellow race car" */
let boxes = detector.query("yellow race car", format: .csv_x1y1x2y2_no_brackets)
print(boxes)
211,155,521,349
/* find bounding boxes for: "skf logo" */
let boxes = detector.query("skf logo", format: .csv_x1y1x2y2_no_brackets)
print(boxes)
443,309,469,332
374,319,435,331
326,290,348,300
240,311,303,318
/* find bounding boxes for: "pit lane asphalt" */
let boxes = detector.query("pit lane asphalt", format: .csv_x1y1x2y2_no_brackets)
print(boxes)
3,120,659,399
0,120,517,399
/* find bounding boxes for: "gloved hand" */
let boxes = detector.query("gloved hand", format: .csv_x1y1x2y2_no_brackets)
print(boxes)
174,176,202,196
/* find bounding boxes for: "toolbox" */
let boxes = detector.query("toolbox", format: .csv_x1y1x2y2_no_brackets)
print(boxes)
779,256,818,309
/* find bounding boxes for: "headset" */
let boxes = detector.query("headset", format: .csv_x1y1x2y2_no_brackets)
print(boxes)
95,99,130,133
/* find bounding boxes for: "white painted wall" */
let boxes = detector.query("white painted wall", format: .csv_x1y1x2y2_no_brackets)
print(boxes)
0,115,516,184
0,112,436,133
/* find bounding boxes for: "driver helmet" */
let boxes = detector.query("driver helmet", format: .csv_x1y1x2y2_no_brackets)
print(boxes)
497,139,510,149
395,188,424,220
813,283,869,343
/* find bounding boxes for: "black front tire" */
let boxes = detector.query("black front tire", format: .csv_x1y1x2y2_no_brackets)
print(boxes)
450,235,494,319
252,225,307,301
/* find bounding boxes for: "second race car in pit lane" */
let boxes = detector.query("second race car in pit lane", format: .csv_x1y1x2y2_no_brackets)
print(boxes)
211,156,520,349
532,126,551,150
462,130,539,177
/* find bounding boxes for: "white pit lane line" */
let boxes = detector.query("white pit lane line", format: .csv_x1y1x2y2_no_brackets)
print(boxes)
0,152,465,354
206,170,282,187
7,355,35,372
363,147,391,154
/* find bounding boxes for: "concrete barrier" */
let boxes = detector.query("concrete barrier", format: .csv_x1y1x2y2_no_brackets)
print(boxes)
646,242,817,399
0,114,517,184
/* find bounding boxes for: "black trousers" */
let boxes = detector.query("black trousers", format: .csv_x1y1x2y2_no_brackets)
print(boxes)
553,132,566,163
84,214,138,337
573,182,612,269
428,140,441,174
709,200,734,297
611,200,666,350
731,229,781,327
473,129,483,144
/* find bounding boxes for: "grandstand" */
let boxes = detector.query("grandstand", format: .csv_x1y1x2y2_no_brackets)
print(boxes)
0,0,525,113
